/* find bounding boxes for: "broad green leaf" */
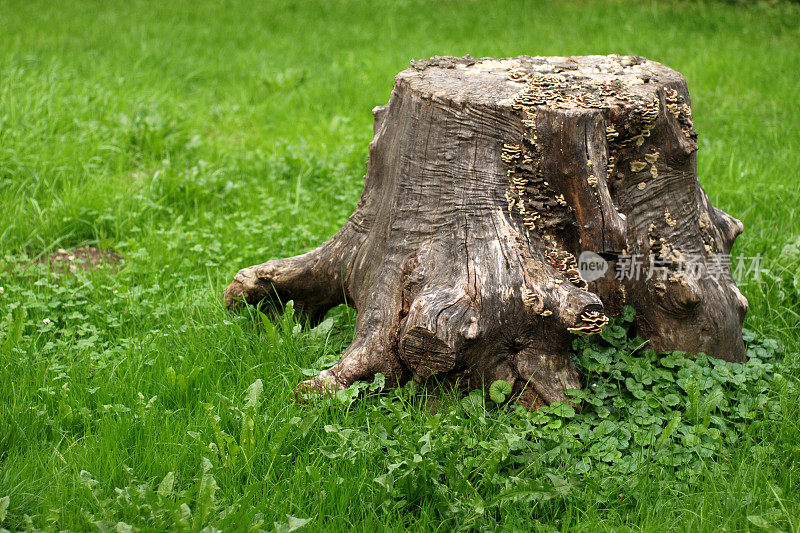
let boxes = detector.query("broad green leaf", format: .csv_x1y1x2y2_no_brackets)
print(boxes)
656,414,681,450
488,481,555,505
701,386,725,416
0,495,9,523
418,431,432,455
663,393,681,406
157,472,175,496
310,317,336,338
370,373,386,391
283,300,295,321
241,415,255,457
545,473,577,496
193,457,218,530
622,305,636,322
177,503,192,527
373,473,393,491
488,379,512,403
258,309,279,344
176,374,188,393
746,514,775,531
165,367,176,387
335,386,360,406
244,379,263,411
461,390,485,417
275,515,312,533
548,402,576,418
115,521,133,533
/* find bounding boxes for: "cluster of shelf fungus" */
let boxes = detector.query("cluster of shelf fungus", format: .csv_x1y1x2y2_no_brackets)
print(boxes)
225,55,749,409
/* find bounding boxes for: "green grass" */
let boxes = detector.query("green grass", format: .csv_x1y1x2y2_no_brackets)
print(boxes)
1,0,799,530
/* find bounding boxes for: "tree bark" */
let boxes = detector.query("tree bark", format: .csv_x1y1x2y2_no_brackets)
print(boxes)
225,55,748,407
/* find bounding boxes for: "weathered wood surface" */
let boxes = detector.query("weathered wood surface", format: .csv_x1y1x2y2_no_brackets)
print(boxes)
225,55,748,407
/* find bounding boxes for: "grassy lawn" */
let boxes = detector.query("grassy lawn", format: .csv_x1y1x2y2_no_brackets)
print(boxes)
1,0,799,530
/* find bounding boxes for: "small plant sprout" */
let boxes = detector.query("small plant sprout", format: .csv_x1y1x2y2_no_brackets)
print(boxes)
489,379,513,403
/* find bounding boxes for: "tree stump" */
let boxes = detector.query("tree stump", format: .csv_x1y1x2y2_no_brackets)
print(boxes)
225,55,748,407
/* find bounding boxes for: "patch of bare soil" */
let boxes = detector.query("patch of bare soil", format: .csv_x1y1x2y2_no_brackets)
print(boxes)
37,247,122,273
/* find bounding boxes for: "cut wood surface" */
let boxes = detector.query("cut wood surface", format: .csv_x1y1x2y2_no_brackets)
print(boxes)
225,55,748,407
